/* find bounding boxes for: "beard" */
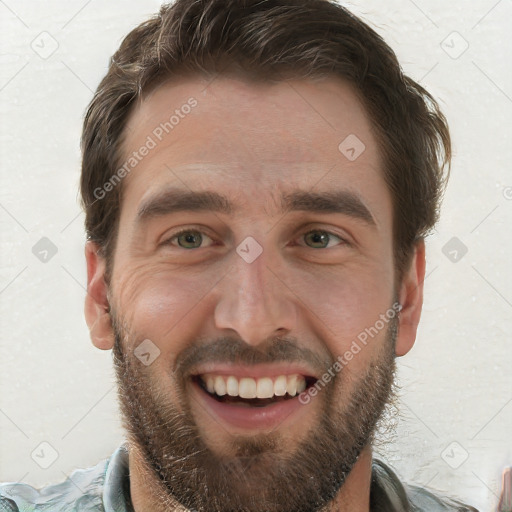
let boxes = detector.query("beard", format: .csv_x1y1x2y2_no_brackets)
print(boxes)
111,308,399,512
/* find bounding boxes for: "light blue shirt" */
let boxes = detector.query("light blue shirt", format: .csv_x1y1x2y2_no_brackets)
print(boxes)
0,442,479,511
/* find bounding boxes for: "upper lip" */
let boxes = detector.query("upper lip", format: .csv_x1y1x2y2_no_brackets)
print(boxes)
190,362,321,380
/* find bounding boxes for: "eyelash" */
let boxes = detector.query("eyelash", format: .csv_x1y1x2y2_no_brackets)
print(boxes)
162,227,349,249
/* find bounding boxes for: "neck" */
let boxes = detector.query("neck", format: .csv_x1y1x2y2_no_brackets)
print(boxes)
128,442,373,512
320,445,373,511
128,441,185,511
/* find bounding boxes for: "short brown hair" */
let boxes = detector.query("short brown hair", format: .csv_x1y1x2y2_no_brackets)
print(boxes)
80,0,451,284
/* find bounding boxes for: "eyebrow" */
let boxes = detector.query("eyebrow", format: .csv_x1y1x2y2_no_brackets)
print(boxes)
136,187,376,226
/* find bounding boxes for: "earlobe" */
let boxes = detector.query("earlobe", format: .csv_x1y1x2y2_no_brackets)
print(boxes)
394,239,426,357
84,241,114,350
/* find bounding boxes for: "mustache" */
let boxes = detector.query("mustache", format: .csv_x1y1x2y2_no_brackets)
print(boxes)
174,336,333,380
109,309,334,379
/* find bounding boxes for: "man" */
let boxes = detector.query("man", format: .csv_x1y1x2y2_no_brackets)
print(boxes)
0,0,483,510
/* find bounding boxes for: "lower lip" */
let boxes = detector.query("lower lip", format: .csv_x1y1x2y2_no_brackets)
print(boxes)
190,380,314,431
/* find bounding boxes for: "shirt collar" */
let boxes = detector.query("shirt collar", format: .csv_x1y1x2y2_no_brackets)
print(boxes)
103,441,133,512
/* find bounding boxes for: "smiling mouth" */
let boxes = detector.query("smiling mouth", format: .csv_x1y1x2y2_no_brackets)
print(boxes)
193,373,318,408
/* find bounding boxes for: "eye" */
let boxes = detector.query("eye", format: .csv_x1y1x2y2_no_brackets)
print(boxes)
164,229,214,249
300,229,346,249
162,227,347,251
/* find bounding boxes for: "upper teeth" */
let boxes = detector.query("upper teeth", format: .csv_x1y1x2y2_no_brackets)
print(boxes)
201,374,307,399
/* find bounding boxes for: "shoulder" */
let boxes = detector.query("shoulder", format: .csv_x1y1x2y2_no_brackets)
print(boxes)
371,458,480,512
0,451,112,512
404,482,480,512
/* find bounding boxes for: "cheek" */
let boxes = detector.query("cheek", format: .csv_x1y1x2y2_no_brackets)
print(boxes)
115,266,216,350
292,264,394,360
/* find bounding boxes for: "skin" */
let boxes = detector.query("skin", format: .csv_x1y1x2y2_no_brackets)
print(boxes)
84,75,425,511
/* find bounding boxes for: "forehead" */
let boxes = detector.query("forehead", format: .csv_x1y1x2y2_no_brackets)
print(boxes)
118,75,391,226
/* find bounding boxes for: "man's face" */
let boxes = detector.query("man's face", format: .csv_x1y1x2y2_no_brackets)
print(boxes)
96,76,408,511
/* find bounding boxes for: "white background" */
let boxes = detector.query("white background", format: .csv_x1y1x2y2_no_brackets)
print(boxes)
0,1,511,511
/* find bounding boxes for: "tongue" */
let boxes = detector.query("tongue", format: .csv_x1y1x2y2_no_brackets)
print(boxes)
215,394,293,407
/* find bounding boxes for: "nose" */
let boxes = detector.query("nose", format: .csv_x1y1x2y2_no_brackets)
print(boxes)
213,241,298,347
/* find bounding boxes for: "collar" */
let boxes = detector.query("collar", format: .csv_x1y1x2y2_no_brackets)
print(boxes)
103,442,133,512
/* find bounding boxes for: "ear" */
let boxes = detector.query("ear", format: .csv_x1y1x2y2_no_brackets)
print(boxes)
395,239,426,357
84,241,114,350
